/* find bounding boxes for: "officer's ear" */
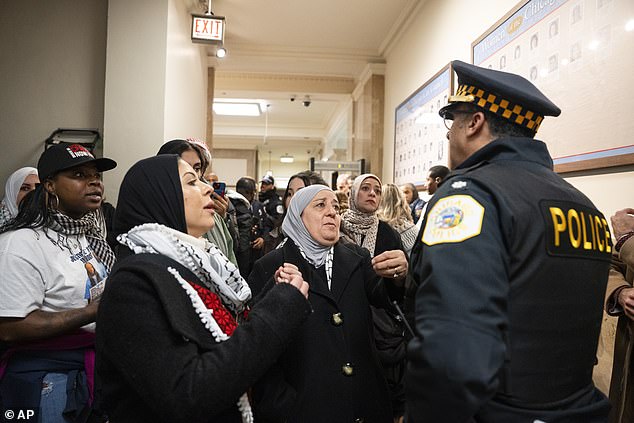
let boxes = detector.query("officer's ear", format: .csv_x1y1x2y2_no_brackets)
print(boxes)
466,111,487,136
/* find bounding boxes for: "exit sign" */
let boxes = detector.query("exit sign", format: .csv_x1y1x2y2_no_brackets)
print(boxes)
191,14,225,44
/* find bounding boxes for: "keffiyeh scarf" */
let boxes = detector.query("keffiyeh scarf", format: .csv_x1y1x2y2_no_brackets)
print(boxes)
118,223,251,315
341,209,379,257
0,200,12,227
118,223,253,422
292,239,335,289
48,209,116,271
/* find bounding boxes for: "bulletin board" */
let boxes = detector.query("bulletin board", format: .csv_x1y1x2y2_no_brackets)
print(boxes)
394,64,453,187
472,0,634,173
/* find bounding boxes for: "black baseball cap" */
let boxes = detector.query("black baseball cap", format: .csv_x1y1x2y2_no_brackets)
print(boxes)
38,143,117,181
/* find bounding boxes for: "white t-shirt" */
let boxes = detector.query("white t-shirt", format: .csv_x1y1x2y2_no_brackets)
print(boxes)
0,226,109,329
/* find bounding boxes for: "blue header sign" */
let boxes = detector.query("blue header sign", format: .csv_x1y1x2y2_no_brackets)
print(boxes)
473,0,567,65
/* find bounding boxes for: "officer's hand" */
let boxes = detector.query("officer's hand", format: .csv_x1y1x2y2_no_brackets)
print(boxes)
611,208,634,239
372,249,408,282
251,237,264,249
618,287,634,320
211,192,228,218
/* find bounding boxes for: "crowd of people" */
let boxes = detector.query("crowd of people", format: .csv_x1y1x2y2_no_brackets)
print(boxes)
0,61,632,423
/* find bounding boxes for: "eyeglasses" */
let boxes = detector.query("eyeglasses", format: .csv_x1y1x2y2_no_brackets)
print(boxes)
442,110,476,130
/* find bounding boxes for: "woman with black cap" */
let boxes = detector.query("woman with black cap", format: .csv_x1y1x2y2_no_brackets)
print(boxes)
0,143,117,422
96,155,310,423
249,184,402,423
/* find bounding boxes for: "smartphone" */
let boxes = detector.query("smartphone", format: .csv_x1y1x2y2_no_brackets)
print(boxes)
212,181,226,197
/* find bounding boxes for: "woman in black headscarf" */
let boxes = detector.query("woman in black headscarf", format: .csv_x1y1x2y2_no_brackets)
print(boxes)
156,139,238,267
96,155,310,423
248,184,403,423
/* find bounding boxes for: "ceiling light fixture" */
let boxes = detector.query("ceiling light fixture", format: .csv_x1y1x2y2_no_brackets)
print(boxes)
212,102,261,116
280,154,294,163
263,104,270,145
216,46,227,58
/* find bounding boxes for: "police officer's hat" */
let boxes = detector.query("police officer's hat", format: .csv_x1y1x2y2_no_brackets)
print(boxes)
260,175,274,185
439,60,561,134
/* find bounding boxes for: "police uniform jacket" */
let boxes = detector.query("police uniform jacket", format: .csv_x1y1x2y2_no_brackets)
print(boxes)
259,189,283,234
407,137,611,423
248,239,398,423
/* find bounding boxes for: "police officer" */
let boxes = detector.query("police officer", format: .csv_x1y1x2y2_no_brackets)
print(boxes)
405,60,612,422
258,175,283,234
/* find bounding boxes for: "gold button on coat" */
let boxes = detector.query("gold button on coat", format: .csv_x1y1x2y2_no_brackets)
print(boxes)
332,312,343,326
342,363,354,376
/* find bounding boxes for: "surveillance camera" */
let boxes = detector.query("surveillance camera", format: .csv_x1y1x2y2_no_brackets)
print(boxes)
303,100,311,107
290,95,296,102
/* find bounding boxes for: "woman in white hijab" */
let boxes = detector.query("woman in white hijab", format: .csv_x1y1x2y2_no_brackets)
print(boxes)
248,184,403,423
0,167,39,226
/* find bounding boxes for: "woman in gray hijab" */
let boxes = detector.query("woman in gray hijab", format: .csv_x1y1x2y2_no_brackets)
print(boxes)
248,184,403,423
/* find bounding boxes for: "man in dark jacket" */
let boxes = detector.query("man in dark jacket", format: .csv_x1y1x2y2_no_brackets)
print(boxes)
230,177,266,277
258,175,283,235
406,60,612,422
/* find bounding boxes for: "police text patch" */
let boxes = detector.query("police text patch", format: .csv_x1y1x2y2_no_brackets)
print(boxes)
540,200,612,261
422,195,484,246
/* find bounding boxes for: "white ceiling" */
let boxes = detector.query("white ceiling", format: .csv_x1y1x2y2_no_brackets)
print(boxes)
192,0,423,163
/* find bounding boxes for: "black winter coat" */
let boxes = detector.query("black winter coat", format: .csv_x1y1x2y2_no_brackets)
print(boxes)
371,221,408,416
248,240,399,423
96,253,310,423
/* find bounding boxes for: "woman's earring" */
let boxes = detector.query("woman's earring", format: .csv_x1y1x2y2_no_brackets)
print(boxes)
49,192,59,210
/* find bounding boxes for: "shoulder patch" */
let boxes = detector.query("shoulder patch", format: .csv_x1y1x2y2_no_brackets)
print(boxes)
422,195,484,246
276,204,284,215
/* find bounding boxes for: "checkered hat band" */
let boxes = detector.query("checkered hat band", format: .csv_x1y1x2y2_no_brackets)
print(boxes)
455,84,544,132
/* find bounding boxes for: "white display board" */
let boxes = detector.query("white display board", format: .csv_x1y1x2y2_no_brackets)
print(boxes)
473,0,634,172
394,65,452,187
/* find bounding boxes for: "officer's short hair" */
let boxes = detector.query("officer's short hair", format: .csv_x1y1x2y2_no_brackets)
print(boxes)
483,109,534,139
